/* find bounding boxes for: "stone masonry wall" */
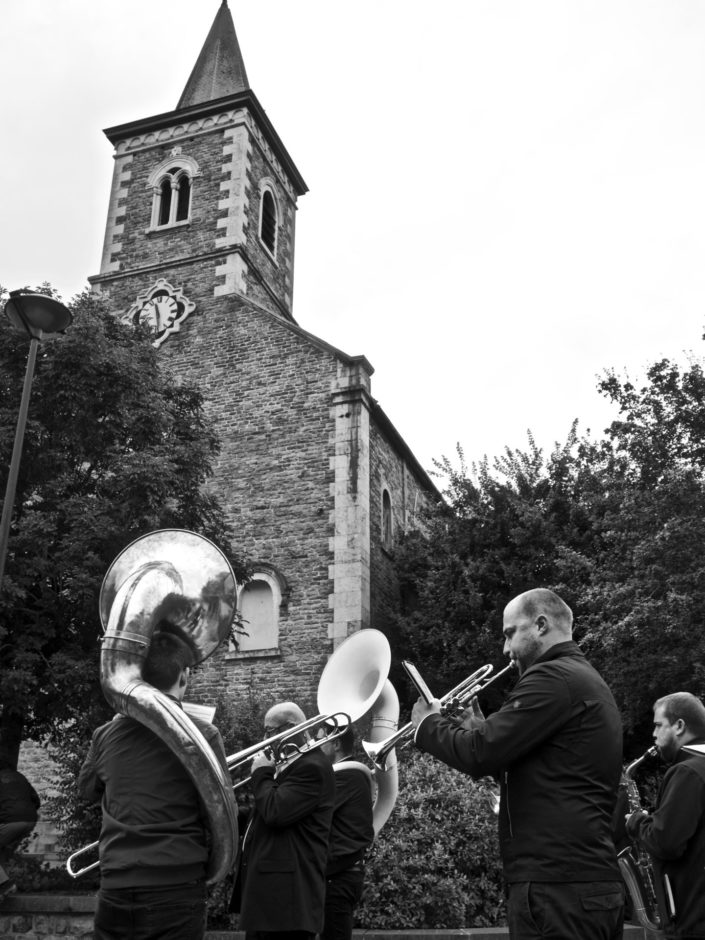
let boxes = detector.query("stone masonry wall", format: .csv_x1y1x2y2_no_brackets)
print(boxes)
243,135,296,314
160,296,342,708
17,742,62,865
96,106,297,320
369,423,436,637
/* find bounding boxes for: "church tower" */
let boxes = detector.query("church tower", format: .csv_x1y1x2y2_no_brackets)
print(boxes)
90,1,438,710
90,0,306,332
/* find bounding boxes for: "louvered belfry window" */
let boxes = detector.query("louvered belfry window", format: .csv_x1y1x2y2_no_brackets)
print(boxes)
260,189,277,253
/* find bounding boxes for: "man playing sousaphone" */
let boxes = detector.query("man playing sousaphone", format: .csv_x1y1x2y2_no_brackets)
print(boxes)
78,628,229,939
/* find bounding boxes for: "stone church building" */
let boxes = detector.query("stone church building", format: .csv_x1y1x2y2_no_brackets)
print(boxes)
87,1,439,711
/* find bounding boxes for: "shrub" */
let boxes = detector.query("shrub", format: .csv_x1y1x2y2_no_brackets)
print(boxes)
8,850,88,894
44,711,109,862
356,750,505,929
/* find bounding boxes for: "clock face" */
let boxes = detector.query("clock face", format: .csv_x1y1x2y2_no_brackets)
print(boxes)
138,295,178,332
124,279,195,347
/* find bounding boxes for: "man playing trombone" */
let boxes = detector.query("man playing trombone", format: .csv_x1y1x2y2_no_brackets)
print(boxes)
235,701,335,939
410,588,625,940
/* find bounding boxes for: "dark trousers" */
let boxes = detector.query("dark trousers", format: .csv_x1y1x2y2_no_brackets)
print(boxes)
507,881,624,940
93,881,207,940
0,821,35,883
321,867,365,940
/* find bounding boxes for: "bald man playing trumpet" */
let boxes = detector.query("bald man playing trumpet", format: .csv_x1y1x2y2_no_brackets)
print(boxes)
411,588,625,940
236,702,335,940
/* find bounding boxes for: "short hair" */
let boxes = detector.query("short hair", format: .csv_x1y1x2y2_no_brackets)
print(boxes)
151,593,200,660
143,631,195,692
654,692,705,737
516,588,573,631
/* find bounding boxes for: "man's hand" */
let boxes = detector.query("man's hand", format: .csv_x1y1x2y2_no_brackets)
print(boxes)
625,810,648,838
411,696,442,729
250,749,276,772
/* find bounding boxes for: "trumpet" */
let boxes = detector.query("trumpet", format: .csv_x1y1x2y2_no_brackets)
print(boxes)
363,661,515,771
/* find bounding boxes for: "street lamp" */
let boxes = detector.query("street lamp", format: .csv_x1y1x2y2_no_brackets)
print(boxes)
0,291,72,590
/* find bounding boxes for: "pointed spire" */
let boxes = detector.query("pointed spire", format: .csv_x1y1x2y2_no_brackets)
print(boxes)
177,1,249,110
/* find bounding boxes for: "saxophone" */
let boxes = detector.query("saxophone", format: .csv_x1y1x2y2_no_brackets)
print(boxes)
617,746,667,936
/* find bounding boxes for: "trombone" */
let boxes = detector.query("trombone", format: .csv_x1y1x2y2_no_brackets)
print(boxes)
363,661,515,771
227,711,352,788
68,627,393,877
67,714,354,876
227,628,393,786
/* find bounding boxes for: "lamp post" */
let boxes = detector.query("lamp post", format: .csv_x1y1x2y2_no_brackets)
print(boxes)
0,291,72,590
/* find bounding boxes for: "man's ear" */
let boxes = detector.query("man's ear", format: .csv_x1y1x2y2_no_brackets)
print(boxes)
179,667,189,689
536,614,548,634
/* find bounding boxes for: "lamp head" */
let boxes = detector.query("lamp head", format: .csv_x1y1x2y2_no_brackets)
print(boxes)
5,291,72,339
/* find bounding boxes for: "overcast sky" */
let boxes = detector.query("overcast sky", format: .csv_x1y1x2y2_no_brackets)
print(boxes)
2,1,705,480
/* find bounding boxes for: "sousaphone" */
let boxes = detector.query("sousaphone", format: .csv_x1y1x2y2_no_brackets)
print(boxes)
99,529,239,884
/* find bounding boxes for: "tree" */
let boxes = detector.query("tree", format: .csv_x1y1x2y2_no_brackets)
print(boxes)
391,355,705,756
388,426,601,714
577,360,705,743
0,286,246,766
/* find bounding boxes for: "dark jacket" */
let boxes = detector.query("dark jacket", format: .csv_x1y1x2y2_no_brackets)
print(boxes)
627,742,705,938
77,712,227,888
239,748,335,933
0,767,40,824
327,761,374,875
416,641,623,883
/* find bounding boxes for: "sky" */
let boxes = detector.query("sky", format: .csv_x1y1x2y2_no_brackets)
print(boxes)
2,1,705,482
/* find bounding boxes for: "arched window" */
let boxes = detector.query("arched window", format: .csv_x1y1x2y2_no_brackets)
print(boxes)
259,187,278,255
382,489,393,551
176,175,191,221
158,177,173,226
151,166,192,229
233,569,286,653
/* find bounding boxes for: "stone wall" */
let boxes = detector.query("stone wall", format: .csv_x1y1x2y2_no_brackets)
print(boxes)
161,298,351,706
17,742,62,865
369,416,437,637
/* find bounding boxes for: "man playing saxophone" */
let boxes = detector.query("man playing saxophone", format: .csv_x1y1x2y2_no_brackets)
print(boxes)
410,588,624,940
626,692,705,939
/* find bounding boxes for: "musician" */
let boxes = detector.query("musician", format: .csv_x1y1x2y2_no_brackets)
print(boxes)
0,758,40,899
410,587,624,940
318,724,374,940
77,630,228,940
237,701,335,939
626,692,705,939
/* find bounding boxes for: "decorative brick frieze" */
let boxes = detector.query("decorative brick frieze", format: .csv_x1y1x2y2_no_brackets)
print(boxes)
113,109,297,203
